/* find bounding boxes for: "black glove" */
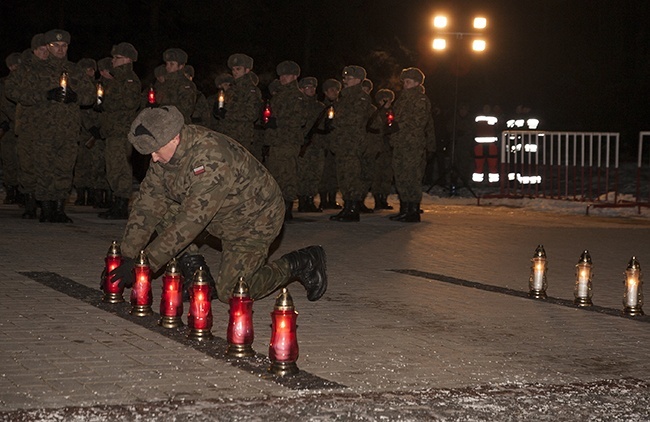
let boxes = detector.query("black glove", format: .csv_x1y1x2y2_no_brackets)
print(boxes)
107,257,136,289
88,126,102,140
212,102,226,120
265,116,277,129
63,87,78,104
93,103,104,113
47,87,66,103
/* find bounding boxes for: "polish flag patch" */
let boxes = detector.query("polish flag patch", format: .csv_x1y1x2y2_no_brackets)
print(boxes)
193,165,205,175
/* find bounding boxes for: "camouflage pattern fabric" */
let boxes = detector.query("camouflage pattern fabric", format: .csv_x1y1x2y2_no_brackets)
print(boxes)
297,95,326,196
120,124,287,302
318,98,339,195
156,70,197,124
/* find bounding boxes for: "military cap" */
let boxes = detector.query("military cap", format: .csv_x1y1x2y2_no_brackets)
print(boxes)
361,78,373,91
227,53,253,70
163,48,188,65
298,77,318,89
43,29,71,44
5,53,22,68
78,58,97,71
375,89,395,104
322,78,342,92
214,72,234,87
268,79,281,95
183,65,194,78
249,71,259,86
400,67,425,84
276,60,301,76
154,64,167,79
97,57,112,71
128,106,185,155
342,65,366,81
31,33,46,50
111,42,138,61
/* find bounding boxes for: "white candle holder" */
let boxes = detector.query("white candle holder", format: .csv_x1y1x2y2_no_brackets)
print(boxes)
528,245,548,299
574,250,593,307
623,257,644,316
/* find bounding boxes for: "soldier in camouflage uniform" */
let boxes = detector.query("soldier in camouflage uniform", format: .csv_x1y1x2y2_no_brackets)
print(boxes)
264,60,309,221
157,48,197,124
296,76,326,213
371,89,396,210
329,65,374,222
358,78,379,213
5,29,95,223
211,54,262,162
9,34,49,219
96,43,142,220
105,106,327,304
182,65,210,127
388,67,431,223
206,72,234,131
73,58,99,206
318,79,342,210
1,53,22,205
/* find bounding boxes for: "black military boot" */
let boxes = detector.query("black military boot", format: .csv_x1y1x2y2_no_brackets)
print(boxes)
3,185,17,204
400,202,421,223
52,199,73,223
330,200,360,222
74,188,87,206
22,194,37,219
318,192,329,209
389,200,407,221
297,196,306,212
39,200,54,223
93,189,106,208
327,191,342,209
281,245,327,301
302,196,322,213
284,200,294,221
374,194,394,210
178,253,217,301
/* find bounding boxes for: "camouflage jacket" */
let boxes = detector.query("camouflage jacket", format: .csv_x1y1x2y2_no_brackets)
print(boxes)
264,80,309,147
390,86,431,149
5,54,95,140
303,95,326,148
121,124,283,271
156,70,197,124
99,62,141,137
213,72,262,141
330,83,373,154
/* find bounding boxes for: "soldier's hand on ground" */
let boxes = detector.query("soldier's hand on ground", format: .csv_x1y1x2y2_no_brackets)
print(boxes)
46,87,66,103
108,258,136,289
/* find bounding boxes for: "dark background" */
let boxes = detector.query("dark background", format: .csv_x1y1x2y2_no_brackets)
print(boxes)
1,0,649,157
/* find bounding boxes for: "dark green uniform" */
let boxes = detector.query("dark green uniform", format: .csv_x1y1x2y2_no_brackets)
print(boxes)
156,70,197,124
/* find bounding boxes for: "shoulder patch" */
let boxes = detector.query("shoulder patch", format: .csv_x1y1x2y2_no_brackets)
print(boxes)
193,165,205,176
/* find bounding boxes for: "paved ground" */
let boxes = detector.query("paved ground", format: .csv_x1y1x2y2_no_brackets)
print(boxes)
1,195,649,421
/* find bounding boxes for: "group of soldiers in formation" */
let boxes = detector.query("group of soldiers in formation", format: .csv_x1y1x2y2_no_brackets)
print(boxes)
0,28,436,224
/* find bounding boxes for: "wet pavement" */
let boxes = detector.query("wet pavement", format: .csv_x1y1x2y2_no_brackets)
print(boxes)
1,196,649,421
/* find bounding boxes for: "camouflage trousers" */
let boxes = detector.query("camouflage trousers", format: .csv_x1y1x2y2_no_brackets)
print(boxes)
34,137,76,201
373,148,393,196
265,144,299,201
74,133,95,189
0,130,19,186
393,144,425,202
16,135,36,194
318,149,338,193
335,150,363,201
297,145,324,196
105,135,133,198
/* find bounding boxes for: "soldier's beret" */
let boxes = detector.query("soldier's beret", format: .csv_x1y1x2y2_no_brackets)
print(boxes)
227,53,253,70
183,65,194,78
5,52,22,68
322,78,342,92
97,57,112,71
214,72,234,87
154,64,167,78
361,78,373,92
400,67,425,84
111,42,138,61
342,65,366,81
77,58,97,71
128,106,185,155
298,77,318,89
163,48,188,65
31,33,46,50
375,89,395,104
276,60,301,76
43,29,71,44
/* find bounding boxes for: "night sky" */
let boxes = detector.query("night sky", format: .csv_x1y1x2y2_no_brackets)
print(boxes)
1,0,649,157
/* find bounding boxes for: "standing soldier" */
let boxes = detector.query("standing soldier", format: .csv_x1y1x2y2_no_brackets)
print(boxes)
157,48,197,124
0,53,22,205
264,60,309,221
212,54,262,160
318,78,342,210
74,58,99,206
370,88,396,210
182,65,209,126
296,76,326,213
9,34,49,219
389,67,431,223
329,65,374,222
206,72,234,131
97,42,142,220
6,29,95,223
359,78,378,213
